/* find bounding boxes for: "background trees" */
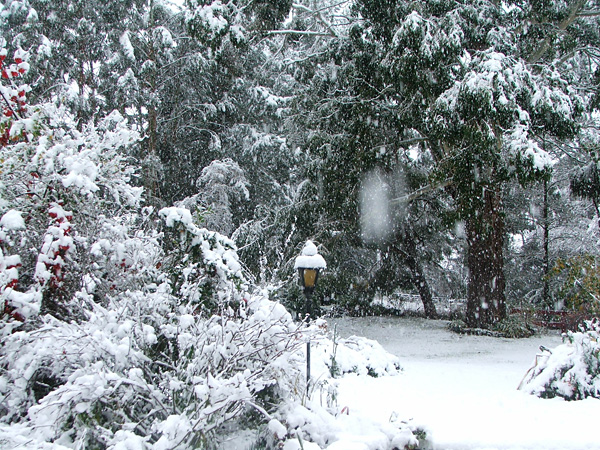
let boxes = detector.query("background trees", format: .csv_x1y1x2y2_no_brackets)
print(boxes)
4,1,600,448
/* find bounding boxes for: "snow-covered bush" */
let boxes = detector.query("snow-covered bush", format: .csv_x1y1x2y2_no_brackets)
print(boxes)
1,289,309,449
0,96,308,447
255,327,416,450
448,315,535,338
0,47,142,321
310,333,402,379
0,43,311,449
271,401,421,450
519,319,600,400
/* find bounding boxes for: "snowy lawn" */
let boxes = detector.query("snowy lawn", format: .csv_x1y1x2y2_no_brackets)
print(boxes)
328,316,599,450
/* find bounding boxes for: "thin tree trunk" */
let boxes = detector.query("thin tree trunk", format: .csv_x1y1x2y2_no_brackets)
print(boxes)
399,228,437,319
542,177,550,308
465,185,506,327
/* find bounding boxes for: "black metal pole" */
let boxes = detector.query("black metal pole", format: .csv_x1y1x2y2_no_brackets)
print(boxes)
306,340,311,390
305,290,312,390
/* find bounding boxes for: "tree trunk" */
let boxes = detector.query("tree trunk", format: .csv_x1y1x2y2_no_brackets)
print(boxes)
465,185,506,328
542,177,550,308
143,0,161,200
400,228,437,319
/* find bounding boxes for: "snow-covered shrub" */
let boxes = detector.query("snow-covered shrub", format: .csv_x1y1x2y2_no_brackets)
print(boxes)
0,289,311,449
448,315,535,338
254,327,413,450
492,315,536,338
519,319,600,400
271,394,420,450
0,79,141,322
310,333,402,379
0,45,310,449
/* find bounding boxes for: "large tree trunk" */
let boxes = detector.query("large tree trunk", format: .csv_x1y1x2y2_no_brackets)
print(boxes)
465,186,506,328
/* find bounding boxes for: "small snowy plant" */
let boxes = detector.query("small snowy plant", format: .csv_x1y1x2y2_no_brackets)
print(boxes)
519,319,600,400
159,205,246,313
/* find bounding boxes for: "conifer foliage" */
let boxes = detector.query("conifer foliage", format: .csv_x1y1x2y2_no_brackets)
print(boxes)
349,0,592,326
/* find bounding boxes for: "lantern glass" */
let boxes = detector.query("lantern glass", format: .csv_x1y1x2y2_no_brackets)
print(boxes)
302,269,317,289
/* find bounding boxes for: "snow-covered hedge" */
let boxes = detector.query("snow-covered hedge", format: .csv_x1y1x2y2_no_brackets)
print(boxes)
519,319,600,401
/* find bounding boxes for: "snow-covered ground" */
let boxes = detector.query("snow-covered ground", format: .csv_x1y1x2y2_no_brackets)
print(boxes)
328,316,599,450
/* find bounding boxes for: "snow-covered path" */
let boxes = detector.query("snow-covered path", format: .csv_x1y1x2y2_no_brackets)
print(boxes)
330,317,600,450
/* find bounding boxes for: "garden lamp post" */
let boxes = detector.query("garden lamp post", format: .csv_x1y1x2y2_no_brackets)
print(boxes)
294,240,326,390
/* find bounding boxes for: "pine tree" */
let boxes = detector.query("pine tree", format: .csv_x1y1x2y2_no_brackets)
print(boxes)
352,0,592,327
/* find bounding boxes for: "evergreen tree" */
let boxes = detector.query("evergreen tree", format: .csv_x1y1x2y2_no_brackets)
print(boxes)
351,0,591,327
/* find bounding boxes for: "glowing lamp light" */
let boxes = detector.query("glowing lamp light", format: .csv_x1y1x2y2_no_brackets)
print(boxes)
294,240,326,297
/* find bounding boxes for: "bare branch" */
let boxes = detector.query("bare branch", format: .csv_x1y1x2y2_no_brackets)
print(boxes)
390,178,454,205
577,10,600,17
528,0,588,64
266,29,335,37
292,2,339,38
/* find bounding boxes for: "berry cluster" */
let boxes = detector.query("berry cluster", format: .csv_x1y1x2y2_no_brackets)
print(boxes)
36,203,74,291
0,47,30,146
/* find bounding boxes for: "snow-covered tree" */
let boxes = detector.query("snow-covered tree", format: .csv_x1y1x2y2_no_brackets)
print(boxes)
346,0,598,327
